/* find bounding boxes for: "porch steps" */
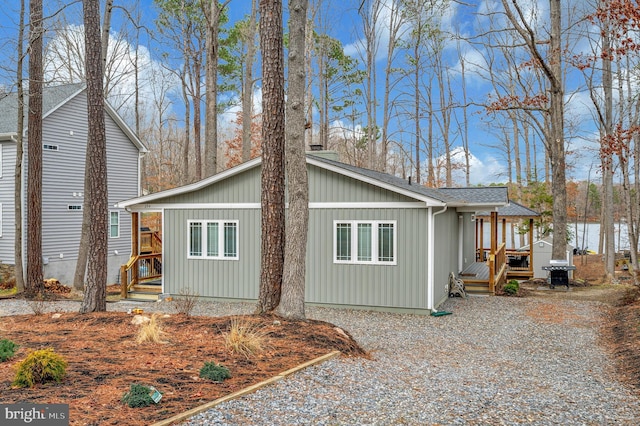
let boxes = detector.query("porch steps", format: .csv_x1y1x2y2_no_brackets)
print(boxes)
127,282,162,302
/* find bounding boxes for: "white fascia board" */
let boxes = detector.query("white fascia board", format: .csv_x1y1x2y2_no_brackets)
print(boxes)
0,133,17,141
104,102,148,153
454,203,508,212
309,202,425,209
306,157,446,207
117,157,263,209
42,86,85,122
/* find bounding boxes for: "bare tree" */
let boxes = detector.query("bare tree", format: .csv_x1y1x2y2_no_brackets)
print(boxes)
242,0,258,163
501,0,568,259
278,0,309,319
256,0,286,314
26,0,44,298
80,0,108,313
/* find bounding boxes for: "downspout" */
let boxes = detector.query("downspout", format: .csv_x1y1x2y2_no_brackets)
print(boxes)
428,205,448,312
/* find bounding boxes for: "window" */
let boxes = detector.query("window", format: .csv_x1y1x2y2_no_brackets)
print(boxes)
334,221,396,265
68,205,83,211
110,211,120,238
188,220,239,260
43,144,59,151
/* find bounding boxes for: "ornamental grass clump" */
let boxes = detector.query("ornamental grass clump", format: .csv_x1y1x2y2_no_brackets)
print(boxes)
136,314,167,344
13,348,67,388
223,317,268,358
0,338,18,362
122,383,155,408
199,361,231,382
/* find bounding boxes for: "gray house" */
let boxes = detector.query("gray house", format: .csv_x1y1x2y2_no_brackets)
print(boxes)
118,153,509,314
0,84,147,284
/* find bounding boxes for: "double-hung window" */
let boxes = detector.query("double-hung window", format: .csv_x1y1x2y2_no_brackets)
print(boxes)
109,211,120,238
334,220,396,265
188,220,239,260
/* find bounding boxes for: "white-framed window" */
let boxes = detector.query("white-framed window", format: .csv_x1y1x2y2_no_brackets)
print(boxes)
109,211,120,238
188,220,239,260
333,220,397,265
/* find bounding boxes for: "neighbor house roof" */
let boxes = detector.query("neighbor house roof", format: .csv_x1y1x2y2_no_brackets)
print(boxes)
0,83,147,153
119,153,510,211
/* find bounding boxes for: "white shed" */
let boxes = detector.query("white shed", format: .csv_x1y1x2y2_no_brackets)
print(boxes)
521,236,575,279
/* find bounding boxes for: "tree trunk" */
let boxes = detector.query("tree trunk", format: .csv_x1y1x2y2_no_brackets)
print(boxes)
14,0,26,293
26,0,44,298
256,0,285,314
278,0,309,320
80,0,108,313
204,2,220,177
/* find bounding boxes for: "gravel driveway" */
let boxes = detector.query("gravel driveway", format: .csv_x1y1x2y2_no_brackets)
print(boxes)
2,296,639,425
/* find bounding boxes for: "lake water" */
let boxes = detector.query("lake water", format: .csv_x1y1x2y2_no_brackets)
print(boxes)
481,222,633,252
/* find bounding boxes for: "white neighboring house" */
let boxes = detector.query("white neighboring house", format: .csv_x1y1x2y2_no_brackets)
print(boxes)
0,83,147,284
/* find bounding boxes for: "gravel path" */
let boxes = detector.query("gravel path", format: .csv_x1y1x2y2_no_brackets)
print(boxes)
2,296,639,425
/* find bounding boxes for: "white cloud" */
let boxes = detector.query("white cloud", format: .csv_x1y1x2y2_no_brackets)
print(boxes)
437,147,507,186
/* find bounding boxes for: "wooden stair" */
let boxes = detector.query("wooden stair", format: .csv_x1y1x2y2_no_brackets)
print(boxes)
127,282,161,302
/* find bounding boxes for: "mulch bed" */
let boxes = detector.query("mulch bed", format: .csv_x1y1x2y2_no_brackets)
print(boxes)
0,311,366,426
606,286,640,393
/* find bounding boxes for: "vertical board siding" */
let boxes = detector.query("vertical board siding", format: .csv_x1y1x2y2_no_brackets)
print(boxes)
306,208,428,310
164,209,260,299
308,165,416,203
0,142,17,263
433,209,460,304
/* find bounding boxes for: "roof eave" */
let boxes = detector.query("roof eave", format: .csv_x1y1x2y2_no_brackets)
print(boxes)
118,157,262,209
0,132,17,141
306,157,446,207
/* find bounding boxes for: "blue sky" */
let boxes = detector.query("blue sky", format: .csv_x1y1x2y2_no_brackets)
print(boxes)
0,0,608,186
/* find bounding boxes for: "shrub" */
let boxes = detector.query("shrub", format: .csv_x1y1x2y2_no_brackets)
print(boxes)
172,287,199,316
223,317,268,358
0,338,18,362
13,348,67,388
504,280,519,295
136,314,166,344
122,383,155,408
199,362,231,382
27,293,47,316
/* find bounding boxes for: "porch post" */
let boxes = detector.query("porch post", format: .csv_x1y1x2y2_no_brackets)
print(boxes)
132,212,139,255
479,218,485,262
501,218,507,245
490,211,498,254
529,217,534,275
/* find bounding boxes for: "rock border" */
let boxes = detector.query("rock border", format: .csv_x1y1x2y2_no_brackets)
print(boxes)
149,350,341,426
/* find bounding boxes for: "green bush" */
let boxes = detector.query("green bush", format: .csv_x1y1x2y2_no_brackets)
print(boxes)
199,361,231,382
504,280,519,295
13,348,67,388
0,338,18,362
122,384,155,408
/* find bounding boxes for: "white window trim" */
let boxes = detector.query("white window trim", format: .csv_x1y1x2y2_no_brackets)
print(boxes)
110,211,120,238
333,220,397,265
187,220,239,260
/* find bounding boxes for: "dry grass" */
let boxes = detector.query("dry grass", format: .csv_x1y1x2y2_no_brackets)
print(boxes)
223,317,269,358
136,314,167,344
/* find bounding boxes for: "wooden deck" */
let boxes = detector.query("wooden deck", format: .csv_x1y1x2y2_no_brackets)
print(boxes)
460,262,491,294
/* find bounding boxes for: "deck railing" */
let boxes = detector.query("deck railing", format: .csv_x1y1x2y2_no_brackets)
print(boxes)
120,253,162,298
140,231,162,254
488,243,507,293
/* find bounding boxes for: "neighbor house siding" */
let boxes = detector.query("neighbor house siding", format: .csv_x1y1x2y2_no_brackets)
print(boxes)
433,208,460,306
0,142,17,263
163,208,260,299
306,208,428,311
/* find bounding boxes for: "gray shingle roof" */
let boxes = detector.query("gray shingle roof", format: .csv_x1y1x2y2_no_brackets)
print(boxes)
309,155,510,207
309,155,458,203
0,83,85,134
476,200,540,217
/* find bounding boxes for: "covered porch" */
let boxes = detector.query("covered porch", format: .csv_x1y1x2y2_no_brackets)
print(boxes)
120,211,163,301
461,202,540,294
